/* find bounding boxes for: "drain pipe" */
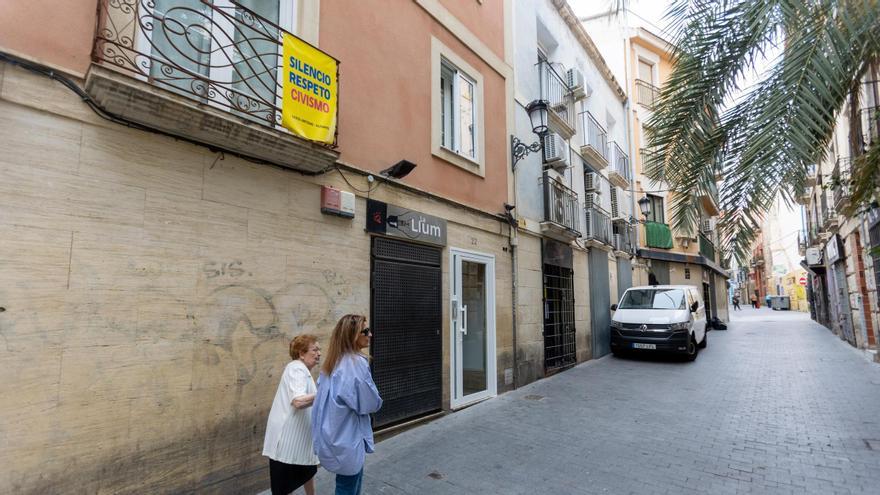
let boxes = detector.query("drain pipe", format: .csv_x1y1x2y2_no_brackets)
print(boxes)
622,29,641,281
510,218,519,389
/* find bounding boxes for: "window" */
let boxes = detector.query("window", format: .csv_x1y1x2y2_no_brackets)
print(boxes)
638,59,654,84
619,289,687,310
440,60,477,159
431,37,485,175
646,194,665,223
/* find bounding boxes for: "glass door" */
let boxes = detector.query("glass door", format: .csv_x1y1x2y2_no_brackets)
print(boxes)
450,249,496,409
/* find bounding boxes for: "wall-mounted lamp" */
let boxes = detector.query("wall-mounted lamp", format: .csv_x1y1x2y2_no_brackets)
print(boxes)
511,100,550,170
637,195,651,220
380,160,417,179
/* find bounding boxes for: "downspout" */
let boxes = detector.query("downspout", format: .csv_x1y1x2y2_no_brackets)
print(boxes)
622,29,640,275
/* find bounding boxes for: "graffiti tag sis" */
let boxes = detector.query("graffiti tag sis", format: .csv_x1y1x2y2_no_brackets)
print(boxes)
203,261,250,279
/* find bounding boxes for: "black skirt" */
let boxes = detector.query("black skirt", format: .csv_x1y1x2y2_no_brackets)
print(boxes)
269,459,318,495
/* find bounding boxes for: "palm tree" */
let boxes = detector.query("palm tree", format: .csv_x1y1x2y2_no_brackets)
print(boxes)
643,0,880,261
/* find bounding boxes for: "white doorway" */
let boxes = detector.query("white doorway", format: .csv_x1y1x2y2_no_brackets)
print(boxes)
450,248,497,409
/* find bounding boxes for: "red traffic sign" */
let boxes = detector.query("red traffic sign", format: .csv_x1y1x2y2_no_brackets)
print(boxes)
798,276,807,286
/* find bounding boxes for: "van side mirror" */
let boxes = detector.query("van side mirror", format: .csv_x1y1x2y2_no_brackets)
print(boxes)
690,301,699,313
610,304,618,311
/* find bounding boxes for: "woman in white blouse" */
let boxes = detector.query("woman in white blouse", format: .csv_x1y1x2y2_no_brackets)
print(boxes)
263,334,321,495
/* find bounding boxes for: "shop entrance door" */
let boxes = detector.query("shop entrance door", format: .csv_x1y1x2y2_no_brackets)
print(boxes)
370,237,442,428
450,249,496,409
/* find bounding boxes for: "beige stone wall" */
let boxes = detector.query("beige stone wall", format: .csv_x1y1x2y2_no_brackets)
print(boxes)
513,232,544,385
0,61,512,493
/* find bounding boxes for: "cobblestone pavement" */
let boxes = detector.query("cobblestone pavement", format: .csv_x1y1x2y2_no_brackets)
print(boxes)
299,307,880,494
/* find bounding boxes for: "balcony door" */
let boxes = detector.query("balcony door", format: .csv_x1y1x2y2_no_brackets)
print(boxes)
141,0,294,123
450,249,496,409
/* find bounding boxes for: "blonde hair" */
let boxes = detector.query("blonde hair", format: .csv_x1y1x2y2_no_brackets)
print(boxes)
289,333,319,360
321,314,366,375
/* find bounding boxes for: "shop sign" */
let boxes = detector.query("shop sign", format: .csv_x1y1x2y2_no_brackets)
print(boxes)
825,235,842,264
366,199,447,246
281,34,338,144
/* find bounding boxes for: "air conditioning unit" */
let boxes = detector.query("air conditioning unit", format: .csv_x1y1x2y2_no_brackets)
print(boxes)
584,192,599,210
613,233,623,251
542,133,569,170
701,218,716,232
584,171,599,191
610,188,620,219
566,68,590,99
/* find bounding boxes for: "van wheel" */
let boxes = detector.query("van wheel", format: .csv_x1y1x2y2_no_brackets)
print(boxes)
698,332,707,349
684,335,698,361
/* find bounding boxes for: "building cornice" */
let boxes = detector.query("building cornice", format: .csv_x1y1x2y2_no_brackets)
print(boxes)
551,0,627,103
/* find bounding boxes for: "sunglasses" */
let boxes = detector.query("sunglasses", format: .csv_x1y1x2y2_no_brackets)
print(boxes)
360,327,372,336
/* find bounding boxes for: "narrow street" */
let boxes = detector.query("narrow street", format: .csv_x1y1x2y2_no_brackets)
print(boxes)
311,308,880,494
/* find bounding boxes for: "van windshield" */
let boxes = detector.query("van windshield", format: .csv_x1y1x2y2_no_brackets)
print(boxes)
619,289,687,310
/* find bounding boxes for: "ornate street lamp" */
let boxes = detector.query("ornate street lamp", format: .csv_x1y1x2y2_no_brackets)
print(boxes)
511,100,549,169
638,195,651,220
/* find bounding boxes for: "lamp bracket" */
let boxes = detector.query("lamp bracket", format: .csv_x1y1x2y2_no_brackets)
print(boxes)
511,135,542,170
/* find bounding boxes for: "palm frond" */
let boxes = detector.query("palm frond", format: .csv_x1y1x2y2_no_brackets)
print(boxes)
646,0,880,262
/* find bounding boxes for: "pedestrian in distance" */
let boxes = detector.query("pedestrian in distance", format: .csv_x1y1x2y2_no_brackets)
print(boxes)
732,294,741,311
750,294,758,308
263,334,322,495
312,314,383,495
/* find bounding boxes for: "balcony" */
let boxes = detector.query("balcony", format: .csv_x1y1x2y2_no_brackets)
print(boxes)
698,180,720,217
644,221,673,249
805,164,818,187
698,233,716,262
821,204,839,231
540,171,581,242
612,222,635,254
539,61,575,139
88,0,339,173
607,141,631,188
585,207,613,246
831,158,852,212
860,105,880,147
635,79,660,109
579,111,608,169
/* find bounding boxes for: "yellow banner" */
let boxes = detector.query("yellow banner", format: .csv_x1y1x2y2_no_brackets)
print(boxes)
281,33,338,144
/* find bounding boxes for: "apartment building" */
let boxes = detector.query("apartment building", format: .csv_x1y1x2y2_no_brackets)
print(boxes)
510,0,633,383
800,71,880,352
583,14,730,324
0,0,515,491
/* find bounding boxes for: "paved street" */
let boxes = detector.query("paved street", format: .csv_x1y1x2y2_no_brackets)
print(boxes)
300,307,880,494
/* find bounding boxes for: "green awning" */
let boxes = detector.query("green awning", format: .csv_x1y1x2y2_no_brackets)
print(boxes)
645,221,673,249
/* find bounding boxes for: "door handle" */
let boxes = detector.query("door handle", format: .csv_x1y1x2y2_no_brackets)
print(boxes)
461,305,468,335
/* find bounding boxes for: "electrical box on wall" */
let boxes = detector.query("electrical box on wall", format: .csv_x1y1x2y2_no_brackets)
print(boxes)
320,186,355,218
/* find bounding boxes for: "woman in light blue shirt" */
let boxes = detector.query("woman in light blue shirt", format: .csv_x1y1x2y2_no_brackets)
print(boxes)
312,314,382,495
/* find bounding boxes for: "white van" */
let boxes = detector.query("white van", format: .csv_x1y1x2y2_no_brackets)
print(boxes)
610,285,707,361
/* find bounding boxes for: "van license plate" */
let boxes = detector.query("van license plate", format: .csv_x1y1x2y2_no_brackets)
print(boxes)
633,343,656,350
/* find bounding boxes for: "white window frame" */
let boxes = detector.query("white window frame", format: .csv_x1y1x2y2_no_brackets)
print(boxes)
431,36,486,176
440,62,477,159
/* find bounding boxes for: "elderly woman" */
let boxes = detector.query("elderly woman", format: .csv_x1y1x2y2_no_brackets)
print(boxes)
263,334,321,495
312,314,383,495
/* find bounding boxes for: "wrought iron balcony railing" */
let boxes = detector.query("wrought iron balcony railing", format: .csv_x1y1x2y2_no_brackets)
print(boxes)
93,0,338,144
585,207,613,245
860,105,880,147
635,79,660,109
699,233,716,262
538,61,575,134
542,171,581,235
612,222,635,253
579,111,608,164
831,157,852,211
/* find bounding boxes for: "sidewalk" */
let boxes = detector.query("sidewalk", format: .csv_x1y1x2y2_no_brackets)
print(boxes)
262,307,880,494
